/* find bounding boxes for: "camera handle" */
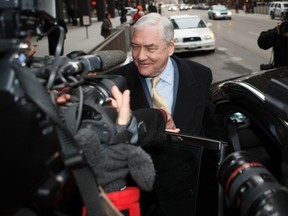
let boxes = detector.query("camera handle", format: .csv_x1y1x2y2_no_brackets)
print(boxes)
12,63,105,216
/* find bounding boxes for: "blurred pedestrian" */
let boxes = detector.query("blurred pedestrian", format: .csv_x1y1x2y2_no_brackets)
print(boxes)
131,9,145,25
235,2,239,13
148,3,157,13
120,7,128,24
101,12,113,39
68,7,76,24
158,3,162,14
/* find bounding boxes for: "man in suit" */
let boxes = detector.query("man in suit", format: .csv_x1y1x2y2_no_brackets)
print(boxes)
107,12,214,216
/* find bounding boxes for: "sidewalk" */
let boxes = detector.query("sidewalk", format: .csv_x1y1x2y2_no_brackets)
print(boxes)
32,16,127,57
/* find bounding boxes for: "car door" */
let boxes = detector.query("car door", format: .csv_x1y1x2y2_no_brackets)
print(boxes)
275,3,281,17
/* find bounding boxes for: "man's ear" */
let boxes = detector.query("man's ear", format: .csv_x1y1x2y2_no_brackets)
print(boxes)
168,40,175,56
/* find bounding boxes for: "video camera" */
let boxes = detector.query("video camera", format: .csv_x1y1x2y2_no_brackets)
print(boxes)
260,63,274,71
218,151,288,216
279,11,288,34
0,1,129,215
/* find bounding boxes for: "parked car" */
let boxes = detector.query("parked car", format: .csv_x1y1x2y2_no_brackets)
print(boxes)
209,66,288,186
168,14,215,53
208,5,232,20
207,66,288,215
199,3,210,9
269,1,288,19
179,3,188,11
125,6,137,16
168,4,177,11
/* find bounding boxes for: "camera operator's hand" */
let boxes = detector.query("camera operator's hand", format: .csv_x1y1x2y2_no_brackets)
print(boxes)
25,36,36,57
277,21,288,37
50,87,71,105
276,21,282,34
110,86,131,125
56,93,71,105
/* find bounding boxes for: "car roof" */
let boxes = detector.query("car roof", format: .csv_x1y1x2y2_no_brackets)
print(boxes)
212,66,288,96
168,14,201,19
212,4,227,7
270,1,288,5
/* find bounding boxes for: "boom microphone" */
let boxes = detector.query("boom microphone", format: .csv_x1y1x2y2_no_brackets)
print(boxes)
61,50,127,76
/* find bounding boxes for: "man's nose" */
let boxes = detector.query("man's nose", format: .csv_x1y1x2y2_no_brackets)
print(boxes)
137,47,148,60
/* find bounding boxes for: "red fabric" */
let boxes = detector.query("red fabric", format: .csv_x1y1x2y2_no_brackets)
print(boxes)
82,187,140,216
107,187,140,216
132,13,141,21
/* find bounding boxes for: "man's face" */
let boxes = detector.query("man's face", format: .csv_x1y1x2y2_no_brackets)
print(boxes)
131,25,174,77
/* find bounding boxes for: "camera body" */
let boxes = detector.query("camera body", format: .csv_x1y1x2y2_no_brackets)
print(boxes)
279,20,288,34
0,0,55,39
260,63,274,70
0,1,128,215
279,11,288,34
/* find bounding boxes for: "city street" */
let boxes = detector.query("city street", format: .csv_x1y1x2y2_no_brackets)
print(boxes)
33,8,277,83
162,8,276,82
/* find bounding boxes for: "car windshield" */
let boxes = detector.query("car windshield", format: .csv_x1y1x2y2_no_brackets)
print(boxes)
171,17,206,29
214,6,227,10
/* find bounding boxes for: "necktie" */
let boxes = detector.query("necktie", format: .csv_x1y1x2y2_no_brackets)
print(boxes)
151,76,169,112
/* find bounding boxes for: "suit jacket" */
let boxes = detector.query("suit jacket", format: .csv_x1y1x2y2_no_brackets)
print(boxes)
107,55,212,136
107,55,213,216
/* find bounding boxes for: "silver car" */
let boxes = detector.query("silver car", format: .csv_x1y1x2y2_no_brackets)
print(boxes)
208,5,232,20
169,14,215,53
269,1,288,19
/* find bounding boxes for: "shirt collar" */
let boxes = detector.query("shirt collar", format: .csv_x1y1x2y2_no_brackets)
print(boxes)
158,57,174,85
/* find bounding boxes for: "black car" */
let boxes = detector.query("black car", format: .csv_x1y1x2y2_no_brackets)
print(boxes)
209,66,288,215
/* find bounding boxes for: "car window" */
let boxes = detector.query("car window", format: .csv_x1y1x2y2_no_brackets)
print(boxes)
214,6,227,10
284,3,288,7
171,17,207,29
165,132,224,215
197,20,206,28
219,107,283,181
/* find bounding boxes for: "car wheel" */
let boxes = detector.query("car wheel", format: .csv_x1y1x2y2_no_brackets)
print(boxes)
270,12,275,19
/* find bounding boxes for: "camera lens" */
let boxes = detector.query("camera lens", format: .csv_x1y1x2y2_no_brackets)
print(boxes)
218,151,288,216
280,21,288,34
